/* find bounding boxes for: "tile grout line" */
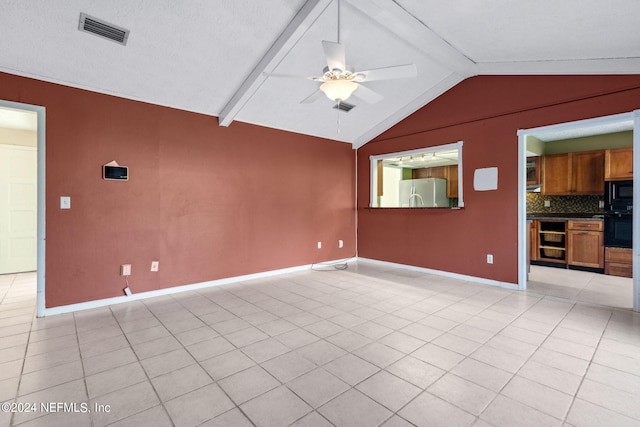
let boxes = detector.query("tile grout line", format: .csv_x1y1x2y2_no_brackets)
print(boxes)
7,273,38,427
72,310,95,427
166,289,262,427
106,303,176,427
559,310,640,423
3,267,638,426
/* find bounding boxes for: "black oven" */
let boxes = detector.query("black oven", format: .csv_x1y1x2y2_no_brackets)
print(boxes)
605,180,633,213
604,180,633,248
604,213,632,248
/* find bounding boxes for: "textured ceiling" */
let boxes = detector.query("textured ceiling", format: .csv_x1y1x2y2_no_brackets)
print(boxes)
1,0,639,148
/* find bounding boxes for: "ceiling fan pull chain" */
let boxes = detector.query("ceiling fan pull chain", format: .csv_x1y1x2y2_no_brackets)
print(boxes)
337,101,341,133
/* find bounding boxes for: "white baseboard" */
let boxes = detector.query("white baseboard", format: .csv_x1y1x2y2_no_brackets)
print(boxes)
43,258,356,317
42,256,512,316
356,257,519,290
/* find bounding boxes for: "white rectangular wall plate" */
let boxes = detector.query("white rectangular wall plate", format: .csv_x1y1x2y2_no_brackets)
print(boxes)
60,196,71,209
473,167,498,191
121,264,131,276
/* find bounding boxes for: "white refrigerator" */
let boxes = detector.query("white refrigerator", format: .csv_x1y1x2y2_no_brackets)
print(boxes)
399,178,449,207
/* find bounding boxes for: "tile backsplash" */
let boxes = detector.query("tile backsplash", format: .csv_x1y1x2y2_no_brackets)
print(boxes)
527,193,604,214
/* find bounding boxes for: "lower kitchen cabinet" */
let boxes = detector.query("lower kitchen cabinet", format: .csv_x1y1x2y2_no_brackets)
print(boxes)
537,220,567,265
567,221,604,269
605,247,633,277
529,220,538,262
532,219,604,271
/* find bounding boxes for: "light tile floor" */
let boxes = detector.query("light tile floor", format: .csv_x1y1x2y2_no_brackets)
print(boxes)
527,265,633,309
1,263,640,426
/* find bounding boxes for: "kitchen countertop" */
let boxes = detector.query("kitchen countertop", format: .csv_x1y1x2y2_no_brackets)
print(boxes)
527,213,604,221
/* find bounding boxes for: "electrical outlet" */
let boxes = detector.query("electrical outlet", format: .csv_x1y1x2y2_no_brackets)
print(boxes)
121,264,131,276
599,200,605,209
544,200,551,207
487,254,494,264
338,239,344,248
317,241,322,249
151,261,159,272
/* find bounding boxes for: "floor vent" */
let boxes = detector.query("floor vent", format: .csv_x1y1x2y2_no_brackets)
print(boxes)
333,102,356,112
79,13,129,45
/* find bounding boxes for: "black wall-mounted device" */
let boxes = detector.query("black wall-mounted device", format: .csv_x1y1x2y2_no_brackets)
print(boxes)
103,165,129,181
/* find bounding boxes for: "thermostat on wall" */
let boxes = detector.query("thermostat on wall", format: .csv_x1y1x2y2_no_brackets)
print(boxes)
103,161,129,181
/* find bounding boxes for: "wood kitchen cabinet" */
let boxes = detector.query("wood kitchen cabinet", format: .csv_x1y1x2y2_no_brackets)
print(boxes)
413,166,447,179
526,157,540,186
541,150,604,195
567,220,604,269
605,147,633,180
605,247,632,277
571,151,605,194
532,219,604,270
529,220,538,262
537,220,567,264
541,154,570,194
446,165,458,198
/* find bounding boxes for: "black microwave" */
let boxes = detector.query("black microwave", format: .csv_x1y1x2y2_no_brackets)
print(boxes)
605,180,633,213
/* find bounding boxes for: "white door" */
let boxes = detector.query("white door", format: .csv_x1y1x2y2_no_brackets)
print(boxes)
0,145,37,274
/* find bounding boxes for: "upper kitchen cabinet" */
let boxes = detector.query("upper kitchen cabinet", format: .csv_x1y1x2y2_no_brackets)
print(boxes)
541,150,604,195
526,157,540,186
541,154,569,194
571,150,604,194
605,147,633,180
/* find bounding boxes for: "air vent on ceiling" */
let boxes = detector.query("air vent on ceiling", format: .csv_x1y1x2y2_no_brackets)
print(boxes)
333,102,355,113
78,13,129,45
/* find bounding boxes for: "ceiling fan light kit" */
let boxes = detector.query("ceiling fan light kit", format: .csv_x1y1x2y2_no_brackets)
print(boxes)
263,0,417,109
320,79,358,101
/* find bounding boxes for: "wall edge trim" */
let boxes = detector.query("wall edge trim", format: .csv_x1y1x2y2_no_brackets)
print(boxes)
356,257,519,290
43,258,356,317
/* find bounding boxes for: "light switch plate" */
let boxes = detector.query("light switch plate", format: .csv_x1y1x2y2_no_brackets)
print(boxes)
60,196,71,209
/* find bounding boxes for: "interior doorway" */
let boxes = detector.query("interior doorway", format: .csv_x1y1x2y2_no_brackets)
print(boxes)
517,111,640,312
0,100,45,317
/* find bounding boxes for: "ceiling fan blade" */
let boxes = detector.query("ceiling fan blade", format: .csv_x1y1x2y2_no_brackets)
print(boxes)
352,84,384,104
300,89,324,104
262,72,320,81
322,41,346,71
354,64,417,82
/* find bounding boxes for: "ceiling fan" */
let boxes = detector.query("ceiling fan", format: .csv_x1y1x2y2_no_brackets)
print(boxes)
263,1,417,106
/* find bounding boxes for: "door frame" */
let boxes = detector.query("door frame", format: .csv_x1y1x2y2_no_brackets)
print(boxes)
517,111,639,312
0,100,46,317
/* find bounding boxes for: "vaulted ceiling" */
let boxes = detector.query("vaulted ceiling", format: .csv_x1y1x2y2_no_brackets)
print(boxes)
1,0,639,148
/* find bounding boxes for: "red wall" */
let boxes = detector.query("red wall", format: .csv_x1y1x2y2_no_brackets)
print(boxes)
0,72,356,308
357,75,640,284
